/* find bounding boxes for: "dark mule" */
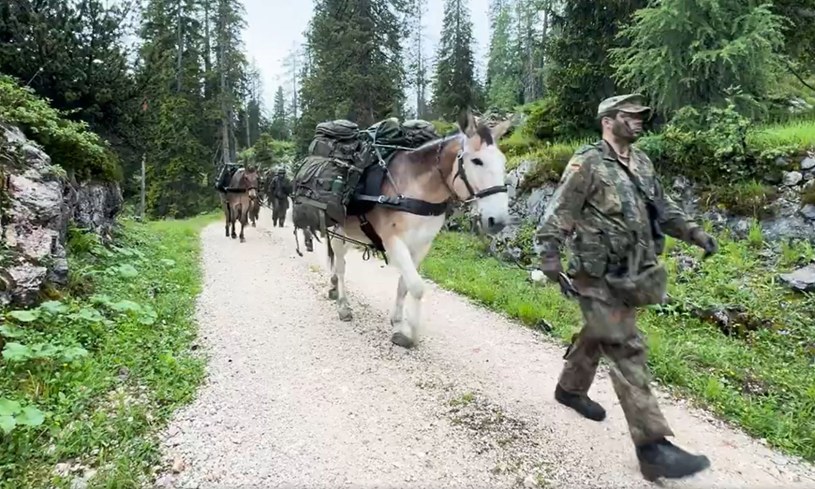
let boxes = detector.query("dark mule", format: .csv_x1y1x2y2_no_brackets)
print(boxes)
220,167,259,243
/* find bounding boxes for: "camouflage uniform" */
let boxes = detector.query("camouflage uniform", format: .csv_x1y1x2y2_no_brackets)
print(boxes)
536,94,716,480
270,168,292,227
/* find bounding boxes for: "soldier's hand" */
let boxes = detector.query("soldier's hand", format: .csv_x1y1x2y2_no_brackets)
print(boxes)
539,254,563,283
691,228,718,258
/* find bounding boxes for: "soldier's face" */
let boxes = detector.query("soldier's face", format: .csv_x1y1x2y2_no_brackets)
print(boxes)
612,112,644,142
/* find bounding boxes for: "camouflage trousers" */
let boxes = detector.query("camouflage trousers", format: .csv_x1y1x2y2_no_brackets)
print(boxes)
271,197,288,227
558,297,674,446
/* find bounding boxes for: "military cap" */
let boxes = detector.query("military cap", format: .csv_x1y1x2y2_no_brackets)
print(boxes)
597,93,652,119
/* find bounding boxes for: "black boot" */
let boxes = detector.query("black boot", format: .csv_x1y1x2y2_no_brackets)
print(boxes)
636,438,710,481
554,385,606,421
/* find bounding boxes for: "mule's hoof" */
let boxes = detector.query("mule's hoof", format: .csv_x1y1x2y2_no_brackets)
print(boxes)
328,288,339,301
391,332,414,349
240,237,246,243
338,308,353,322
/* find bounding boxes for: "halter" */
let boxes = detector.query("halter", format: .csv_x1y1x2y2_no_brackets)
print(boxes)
436,138,508,204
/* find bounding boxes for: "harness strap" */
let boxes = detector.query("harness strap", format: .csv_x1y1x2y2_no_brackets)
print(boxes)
354,194,449,217
357,214,387,257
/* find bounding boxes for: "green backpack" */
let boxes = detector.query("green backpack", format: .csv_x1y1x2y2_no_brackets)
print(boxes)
308,119,363,164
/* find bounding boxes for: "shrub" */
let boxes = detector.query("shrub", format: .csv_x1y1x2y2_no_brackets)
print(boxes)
644,101,759,182
700,180,779,218
431,119,458,135
0,75,121,182
500,131,540,160
517,142,581,189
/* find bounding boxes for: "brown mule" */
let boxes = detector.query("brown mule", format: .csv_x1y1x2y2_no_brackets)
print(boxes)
219,167,259,243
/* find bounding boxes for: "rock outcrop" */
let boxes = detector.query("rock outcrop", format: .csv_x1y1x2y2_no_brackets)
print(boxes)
1,124,122,306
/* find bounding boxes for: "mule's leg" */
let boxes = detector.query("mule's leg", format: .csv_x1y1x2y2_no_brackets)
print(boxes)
328,274,339,300
230,204,237,239
330,236,353,322
390,277,408,330
384,238,428,348
239,204,247,243
224,202,230,237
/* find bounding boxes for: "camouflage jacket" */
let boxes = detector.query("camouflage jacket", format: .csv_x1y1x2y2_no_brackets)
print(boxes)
535,140,699,296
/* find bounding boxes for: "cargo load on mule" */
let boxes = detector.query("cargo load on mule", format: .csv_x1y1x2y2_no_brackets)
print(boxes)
290,117,442,256
214,162,240,192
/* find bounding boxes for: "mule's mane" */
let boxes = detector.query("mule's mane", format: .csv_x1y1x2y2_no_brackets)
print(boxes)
408,132,462,158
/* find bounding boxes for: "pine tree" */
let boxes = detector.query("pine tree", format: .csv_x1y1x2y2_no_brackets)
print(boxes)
298,0,408,152
137,0,223,217
431,0,482,120
485,0,521,110
612,0,786,115
270,86,289,140
544,0,646,136
406,0,431,118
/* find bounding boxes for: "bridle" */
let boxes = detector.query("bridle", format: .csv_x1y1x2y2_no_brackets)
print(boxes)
436,138,508,204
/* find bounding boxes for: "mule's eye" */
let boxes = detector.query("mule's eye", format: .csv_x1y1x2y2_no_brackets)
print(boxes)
472,158,484,166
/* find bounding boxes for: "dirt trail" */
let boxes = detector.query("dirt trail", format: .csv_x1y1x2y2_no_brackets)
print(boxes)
156,213,815,488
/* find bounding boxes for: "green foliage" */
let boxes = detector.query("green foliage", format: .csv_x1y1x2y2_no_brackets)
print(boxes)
485,0,522,111
773,0,815,75
431,0,484,120
249,134,296,169
518,97,590,141
0,76,121,181
0,215,213,487
515,143,582,188
543,0,646,137
421,231,815,462
500,131,540,159
746,119,815,156
269,86,289,141
611,0,785,116
644,101,757,182
297,0,407,153
700,180,779,218
0,0,138,182
431,119,458,135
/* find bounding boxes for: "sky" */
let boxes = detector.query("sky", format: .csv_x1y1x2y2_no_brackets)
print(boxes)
242,0,492,109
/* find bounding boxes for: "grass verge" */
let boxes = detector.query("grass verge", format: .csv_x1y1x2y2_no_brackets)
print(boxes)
420,230,815,462
0,213,217,488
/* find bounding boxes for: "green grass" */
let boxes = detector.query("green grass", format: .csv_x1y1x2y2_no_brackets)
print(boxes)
0,213,217,488
420,231,815,461
699,180,779,218
747,119,815,155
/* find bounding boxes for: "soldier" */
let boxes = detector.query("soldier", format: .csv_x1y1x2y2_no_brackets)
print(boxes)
535,94,718,481
270,167,292,227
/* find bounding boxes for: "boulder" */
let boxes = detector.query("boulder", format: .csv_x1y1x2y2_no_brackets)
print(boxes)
779,264,815,293
1,123,121,306
783,171,803,187
801,156,815,171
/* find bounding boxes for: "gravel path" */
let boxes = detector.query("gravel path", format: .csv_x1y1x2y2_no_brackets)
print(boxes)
156,213,815,488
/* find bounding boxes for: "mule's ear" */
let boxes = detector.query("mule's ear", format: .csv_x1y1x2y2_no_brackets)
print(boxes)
457,108,477,137
491,119,514,141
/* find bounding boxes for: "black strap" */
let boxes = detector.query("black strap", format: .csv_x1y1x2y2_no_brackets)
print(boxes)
354,194,449,216
358,214,386,254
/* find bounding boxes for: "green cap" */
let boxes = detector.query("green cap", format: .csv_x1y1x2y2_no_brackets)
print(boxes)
597,93,651,119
